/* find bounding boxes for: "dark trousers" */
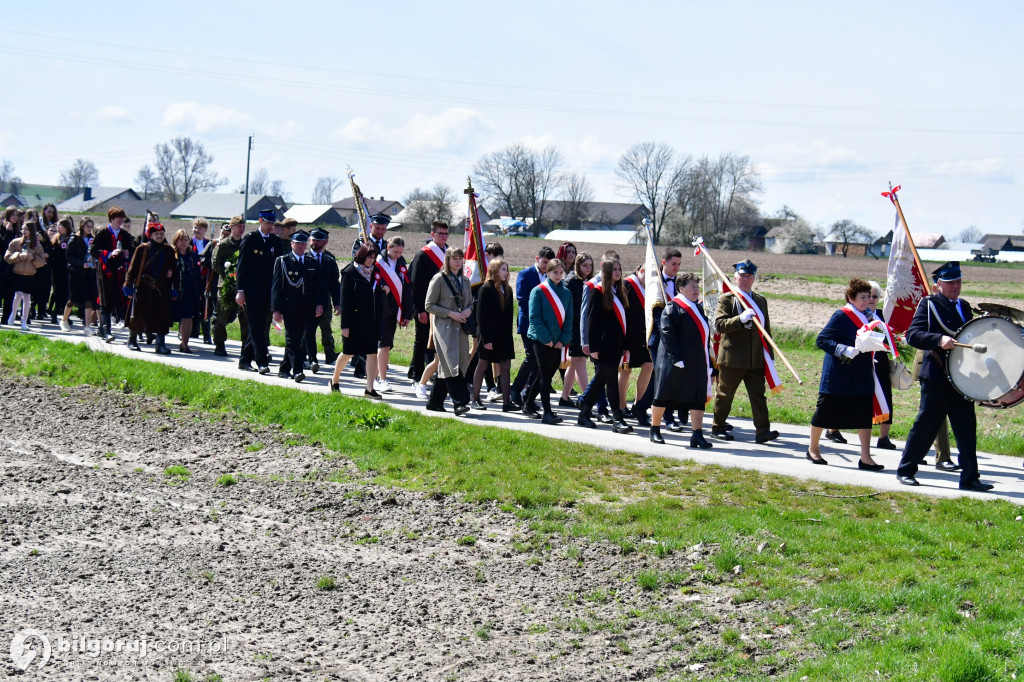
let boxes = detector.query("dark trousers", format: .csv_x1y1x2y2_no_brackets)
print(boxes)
525,342,562,413
579,374,608,413
714,366,770,432
49,273,69,318
240,299,272,367
410,317,433,380
213,299,249,351
582,362,620,415
511,332,538,398
304,309,336,364
897,379,979,486
0,279,12,325
427,372,470,409
280,312,307,376
33,266,51,317
633,331,674,421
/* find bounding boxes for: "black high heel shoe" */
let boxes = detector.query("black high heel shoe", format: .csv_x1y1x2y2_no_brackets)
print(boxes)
805,450,828,465
858,460,884,472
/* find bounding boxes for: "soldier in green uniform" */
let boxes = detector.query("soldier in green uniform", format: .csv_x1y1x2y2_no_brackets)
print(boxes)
212,215,248,357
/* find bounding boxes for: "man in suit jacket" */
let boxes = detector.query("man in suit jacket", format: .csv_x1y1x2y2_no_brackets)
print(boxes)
235,209,287,373
408,220,449,382
896,262,991,491
712,259,779,444
509,246,554,407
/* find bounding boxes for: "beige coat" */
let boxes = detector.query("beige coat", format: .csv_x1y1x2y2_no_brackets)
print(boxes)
425,270,472,379
4,238,46,276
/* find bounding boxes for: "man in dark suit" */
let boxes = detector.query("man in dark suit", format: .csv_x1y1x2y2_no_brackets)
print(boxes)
235,209,287,374
509,246,554,408
712,259,779,444
272,232,324,382
305,228,340,372
408,220,449,383
896,262,991,491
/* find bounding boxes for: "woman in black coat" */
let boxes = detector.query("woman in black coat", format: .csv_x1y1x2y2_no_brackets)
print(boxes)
330,244,382,398
620,266,653,418
48,217,72,325
577,258,631,434
805,278,884,469
559,252,592,406
472,258,515,410
62,217,98,334
649,273,713,448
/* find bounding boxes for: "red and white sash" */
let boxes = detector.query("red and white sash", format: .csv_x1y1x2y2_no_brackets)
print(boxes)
841,304,891,425
594,283,628,364
420,242,444,269
733,289,783,394
625,274,645,307
673,294,713,401
539,280,569,363
375,255,405,322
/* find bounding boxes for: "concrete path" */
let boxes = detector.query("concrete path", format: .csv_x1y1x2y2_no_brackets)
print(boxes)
10,320,1023,506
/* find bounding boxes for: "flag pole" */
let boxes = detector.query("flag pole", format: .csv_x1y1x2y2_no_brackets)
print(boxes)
693,238,803,385
885,183,930,287
643,218,667,303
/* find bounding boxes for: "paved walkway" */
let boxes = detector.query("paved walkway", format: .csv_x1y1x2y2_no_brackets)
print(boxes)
10,321,1024,505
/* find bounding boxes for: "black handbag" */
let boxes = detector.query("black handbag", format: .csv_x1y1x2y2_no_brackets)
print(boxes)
440,273,476,336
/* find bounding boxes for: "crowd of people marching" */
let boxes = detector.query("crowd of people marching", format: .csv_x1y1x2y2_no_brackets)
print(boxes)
0,204,992,491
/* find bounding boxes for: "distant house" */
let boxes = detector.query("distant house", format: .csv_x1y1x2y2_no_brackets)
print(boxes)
283,204,348,227
544,201,647,231
13,183,66,208
57,187,141,213
0,193,26,209
170,193,287,222
90,198,179,219
332,196,404,227
393,200,493,231
824,229,891,258
981,234,1024,252
913,233,946,249
543,229,644,245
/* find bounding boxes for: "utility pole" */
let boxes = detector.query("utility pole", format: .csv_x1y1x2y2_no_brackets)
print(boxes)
243,135,253,221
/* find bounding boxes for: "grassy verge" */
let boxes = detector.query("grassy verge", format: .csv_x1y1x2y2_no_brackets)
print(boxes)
2,332,1024,680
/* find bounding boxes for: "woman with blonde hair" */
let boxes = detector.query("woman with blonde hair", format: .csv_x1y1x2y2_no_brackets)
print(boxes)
3,221,46,330
424,247,473,415
473,257,515,410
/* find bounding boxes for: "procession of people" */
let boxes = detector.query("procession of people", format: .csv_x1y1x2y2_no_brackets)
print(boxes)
1,203,1002,493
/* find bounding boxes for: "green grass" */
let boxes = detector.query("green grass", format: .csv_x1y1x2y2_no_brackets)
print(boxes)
3,332,1024,680
316,575,336,591
164,465,191,481
216,474,237,486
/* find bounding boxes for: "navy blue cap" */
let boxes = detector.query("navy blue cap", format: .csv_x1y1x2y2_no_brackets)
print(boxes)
310,228,329,240
931,261,961,282
734,259,757,275
369,212,391,225
258,209,276,221
291,231,309,244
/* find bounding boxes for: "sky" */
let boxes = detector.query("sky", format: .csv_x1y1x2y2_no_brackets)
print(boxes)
3,1,1023,239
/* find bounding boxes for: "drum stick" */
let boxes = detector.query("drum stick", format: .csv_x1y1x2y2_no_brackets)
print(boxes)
953,342,988,353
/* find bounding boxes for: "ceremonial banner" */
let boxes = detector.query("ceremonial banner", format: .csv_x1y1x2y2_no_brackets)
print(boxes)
642,220,666,340
463,180,488,285
881,185,928,335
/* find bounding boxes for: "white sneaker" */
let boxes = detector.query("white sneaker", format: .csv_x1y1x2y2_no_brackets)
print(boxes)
377,379,392,393
414,384,428,400
83,325,93,337
486,388,501,403
59,320,71,332
115,320,126,329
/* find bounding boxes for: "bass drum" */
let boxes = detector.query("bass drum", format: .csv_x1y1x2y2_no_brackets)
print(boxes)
948,315,1024,408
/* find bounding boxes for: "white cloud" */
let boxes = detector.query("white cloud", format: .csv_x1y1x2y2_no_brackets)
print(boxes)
334,108,495,151
928,158,1015,183
95,106,134,124
757,140,865,181
163,102,253,134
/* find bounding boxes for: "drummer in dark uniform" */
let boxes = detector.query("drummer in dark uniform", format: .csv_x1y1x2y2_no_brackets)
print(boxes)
272,232,325,382
236,209,287,374
895,261,992,491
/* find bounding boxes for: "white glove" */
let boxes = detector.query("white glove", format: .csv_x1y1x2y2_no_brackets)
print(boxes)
674,360,685,368
739,309,756,323
842,346,860,359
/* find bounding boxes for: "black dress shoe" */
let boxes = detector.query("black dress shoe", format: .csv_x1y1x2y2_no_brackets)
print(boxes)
597,412,613,424
622,407,633,418
689,431,713,449
634,412,651,427
453,403,471,416
522,406,542,419
258,366,270,375
239,362,253,371
127,340,141,351
824,430,847,444
502,403,518,412
214,346,228,357
722,422,733,431
541,412,560,425
897,475,919,486
278,372,291,379
293,372,305,383
471,399,488,410
364,389,383,400
959,480,994,492
577,413,597,429
329,382,340,392
711,427,735,441
425,404,447,413
858,460,885,472
936,461,960,472
558,397,576,408
310,362,320,374
806,451,828,465
755,430,780,444
649,426,665,444
876,436,897,450
667,420,684,433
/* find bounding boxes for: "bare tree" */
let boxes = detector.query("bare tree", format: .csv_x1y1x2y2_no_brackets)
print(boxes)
559,171,593,230
692,153,763,248
402,184,455,228
768,206,817,254
134,165,159,201
829,219,874,257
312,176,344,204
153,136,228,202
615,142,685,244
0,160,22,195
472,142,564,236
958,225,983,243
58,159,100,199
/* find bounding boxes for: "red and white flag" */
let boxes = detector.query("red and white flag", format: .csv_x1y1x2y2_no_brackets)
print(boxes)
881,187,927,335
463,187,488,285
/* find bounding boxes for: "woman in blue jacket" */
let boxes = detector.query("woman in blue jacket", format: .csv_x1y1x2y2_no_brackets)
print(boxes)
806,278,884,470
523,258,573,425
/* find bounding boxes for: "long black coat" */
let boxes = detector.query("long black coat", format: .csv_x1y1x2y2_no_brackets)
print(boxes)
652,300,713,408
585,288,626,367
623,278,651,364
125,241,177,335
563,272,586,351
339,261,380,355
236,230,286,304
476,281,515,362
90,225,134,307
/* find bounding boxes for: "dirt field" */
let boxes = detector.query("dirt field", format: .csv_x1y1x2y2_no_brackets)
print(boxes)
2,374,803,681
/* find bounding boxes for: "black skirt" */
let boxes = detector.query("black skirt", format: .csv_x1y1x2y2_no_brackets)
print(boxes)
343,332,378,356
811,393,873,429
69,270,98,306
653,397,706,411
568,343,585,358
